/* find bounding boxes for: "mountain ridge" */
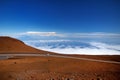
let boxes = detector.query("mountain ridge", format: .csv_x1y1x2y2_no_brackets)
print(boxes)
0,36,48,54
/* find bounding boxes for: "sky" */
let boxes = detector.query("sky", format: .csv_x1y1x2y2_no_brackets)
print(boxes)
0,0,120,55
0,0,120,33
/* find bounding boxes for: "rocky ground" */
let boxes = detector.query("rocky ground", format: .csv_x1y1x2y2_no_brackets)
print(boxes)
0,56,120,80
1,71,120,80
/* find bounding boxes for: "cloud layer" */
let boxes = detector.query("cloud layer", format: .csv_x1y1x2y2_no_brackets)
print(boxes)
25,40,120,55
1,31,120,55
1,31,120,39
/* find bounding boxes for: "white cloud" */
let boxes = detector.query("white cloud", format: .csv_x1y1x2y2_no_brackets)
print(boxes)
63,32,120,38
1,31,120,55
1,31,120,39
25,32,119,39
90,42,120,50
34,46,120,55
21,31,57,36
26,40,120,55
26,40,71,43
14,31,65,38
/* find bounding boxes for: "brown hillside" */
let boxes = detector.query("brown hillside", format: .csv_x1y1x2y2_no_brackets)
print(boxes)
0,37,120,80
0,36,45,53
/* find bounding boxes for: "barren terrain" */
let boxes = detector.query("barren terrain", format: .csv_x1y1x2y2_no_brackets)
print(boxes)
0,36,120,80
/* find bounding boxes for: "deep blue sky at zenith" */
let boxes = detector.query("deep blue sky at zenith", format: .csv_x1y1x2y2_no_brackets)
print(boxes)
0,0,120,33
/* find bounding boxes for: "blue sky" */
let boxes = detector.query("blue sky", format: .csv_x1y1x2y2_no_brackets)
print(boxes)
0,0,120,55
0,0,120,34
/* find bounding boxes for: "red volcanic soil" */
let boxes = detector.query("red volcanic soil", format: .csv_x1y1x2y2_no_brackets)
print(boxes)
0,36,120,80
0,56,120,80
0,36,49,54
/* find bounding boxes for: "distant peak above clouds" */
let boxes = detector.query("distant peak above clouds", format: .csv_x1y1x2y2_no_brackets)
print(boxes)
25,31,57,36
2,31,120,39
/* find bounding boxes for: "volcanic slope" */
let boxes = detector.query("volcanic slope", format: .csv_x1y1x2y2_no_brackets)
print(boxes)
0,36,49,54
0,36,120,80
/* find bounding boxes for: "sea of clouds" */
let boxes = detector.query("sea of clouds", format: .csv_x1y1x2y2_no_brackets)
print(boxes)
25,40,120,55
2,31,120,55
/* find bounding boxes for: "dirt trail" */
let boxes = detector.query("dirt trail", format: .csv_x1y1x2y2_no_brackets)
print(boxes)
0,54,120,64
